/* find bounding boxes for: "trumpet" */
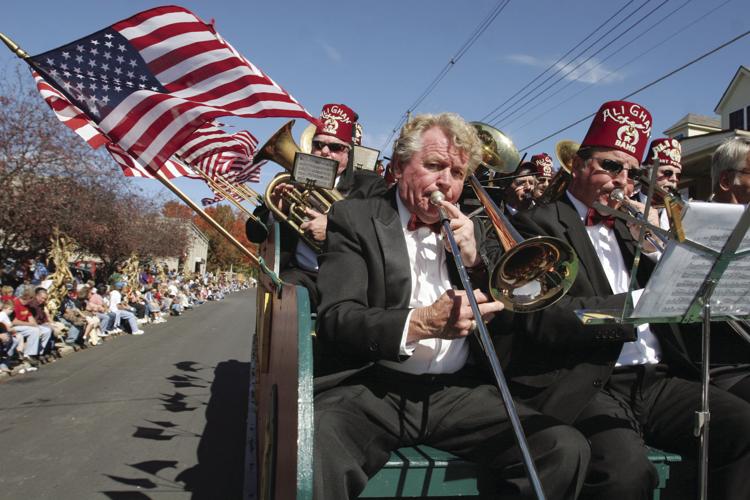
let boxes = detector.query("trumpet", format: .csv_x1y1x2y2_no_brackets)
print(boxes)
471,123,579,312
636,174,686,241
609,189,669,252
254,120,344,253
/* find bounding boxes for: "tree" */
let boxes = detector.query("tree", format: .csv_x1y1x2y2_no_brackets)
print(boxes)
0,63,188,280
192,204,257,273
162,200,194,220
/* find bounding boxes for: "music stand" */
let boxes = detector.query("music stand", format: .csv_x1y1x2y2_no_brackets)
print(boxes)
577,200,750,500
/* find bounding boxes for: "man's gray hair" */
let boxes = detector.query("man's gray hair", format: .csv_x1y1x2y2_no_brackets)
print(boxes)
391,113,482,174
711,137,750,193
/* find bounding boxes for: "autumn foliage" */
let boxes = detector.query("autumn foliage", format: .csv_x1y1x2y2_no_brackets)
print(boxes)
0,65,188,278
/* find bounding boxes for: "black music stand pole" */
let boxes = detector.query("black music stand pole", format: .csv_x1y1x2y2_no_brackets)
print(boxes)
679,203,750,500
434,197,546,500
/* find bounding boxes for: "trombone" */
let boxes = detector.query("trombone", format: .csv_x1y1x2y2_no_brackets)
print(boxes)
609,188,671,253
470,123,579,312
430,190,546,500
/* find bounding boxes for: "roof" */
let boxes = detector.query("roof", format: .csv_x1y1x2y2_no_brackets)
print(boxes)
714,65,750,113
663,113,721,134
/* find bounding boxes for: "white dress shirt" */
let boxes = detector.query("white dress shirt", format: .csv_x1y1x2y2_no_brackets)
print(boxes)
378,195,469,374
567,193,662,366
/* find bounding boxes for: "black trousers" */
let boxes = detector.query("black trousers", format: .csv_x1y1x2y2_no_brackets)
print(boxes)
314,365,590,500
574,365,750,500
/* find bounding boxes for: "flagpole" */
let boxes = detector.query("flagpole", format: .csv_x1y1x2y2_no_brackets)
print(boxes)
215,174,259,206
152,169,263,263
189,164,257,218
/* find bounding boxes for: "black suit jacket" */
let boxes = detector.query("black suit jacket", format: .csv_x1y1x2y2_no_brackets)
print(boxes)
500,196,697,423
314,187,492,392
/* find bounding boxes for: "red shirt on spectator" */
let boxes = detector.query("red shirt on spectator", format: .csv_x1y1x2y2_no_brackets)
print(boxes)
13,299,32,323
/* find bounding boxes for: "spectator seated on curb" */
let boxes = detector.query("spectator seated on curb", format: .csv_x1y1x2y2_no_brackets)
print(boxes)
60,286,101,347
80,286,113,338
143,286,165,324
168,293,182,316
123,286,147,323
109,283,144,335
11,288,51,368
0,300,21,373
27,287,63,360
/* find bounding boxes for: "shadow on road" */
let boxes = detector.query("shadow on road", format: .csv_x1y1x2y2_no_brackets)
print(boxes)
102,360,250,499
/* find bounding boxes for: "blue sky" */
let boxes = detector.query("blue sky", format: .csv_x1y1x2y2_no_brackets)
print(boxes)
2,0,749,205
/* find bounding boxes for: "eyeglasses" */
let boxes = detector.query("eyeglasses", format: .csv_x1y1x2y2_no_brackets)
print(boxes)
590,157,642,180
658,169,681,179
312,140,350,153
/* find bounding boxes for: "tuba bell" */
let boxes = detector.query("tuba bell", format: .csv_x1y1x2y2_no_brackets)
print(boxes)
254,120,344,253
470,123,579,312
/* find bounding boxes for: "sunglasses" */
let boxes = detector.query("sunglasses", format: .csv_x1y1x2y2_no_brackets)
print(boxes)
312,140,350,153
658,169,681,179
591,157,642,180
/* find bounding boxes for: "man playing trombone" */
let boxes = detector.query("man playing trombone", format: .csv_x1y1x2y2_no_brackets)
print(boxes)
505,100,750,500
313,112,589,500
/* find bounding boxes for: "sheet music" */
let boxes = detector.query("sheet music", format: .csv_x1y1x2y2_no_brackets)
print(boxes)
632,202,750,319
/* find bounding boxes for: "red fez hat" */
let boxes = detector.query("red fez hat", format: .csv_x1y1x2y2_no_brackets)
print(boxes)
530,153,554,177
315,103,358,144
580,100,653,163
644,138,681,168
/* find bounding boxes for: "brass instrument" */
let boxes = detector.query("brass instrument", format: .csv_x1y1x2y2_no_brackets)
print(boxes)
471,123,579,312
636,174,686,241
254,120,344,253
609,188,669,252
537,140,580,205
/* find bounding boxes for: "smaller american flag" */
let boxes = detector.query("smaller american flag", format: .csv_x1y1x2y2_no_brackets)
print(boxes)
107,143,197,179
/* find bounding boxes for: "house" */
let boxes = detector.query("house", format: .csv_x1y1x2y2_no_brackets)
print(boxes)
664,65,750,200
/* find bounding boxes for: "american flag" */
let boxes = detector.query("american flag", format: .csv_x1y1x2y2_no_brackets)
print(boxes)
34,70,265,184
107,142,197,179
29,5,314,172
201,194,225,207
32,70,107,149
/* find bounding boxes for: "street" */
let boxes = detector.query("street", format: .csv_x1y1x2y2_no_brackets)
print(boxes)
0,288,256,499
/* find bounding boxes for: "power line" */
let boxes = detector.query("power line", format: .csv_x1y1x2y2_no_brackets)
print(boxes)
519,29,750,152
492,0,670,128
480,0,640,124
379,0,511,152
505,0,708,133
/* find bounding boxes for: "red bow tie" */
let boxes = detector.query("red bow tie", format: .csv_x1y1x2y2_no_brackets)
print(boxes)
407,214,441,233
585,208,616,229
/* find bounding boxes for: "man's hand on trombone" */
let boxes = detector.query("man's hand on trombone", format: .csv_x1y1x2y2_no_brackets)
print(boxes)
436,200,482,267
407,289,503,342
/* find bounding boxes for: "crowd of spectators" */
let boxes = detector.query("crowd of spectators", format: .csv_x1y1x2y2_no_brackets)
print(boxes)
0,262,249,377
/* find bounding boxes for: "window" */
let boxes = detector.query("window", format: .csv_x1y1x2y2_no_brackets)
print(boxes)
729,109,744,130
747,107,750,130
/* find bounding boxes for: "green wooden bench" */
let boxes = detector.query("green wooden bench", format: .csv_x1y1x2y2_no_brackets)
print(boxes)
248,226,686,499
359,445,681,499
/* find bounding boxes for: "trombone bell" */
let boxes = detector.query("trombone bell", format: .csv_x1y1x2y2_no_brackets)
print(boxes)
490,236,578,312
